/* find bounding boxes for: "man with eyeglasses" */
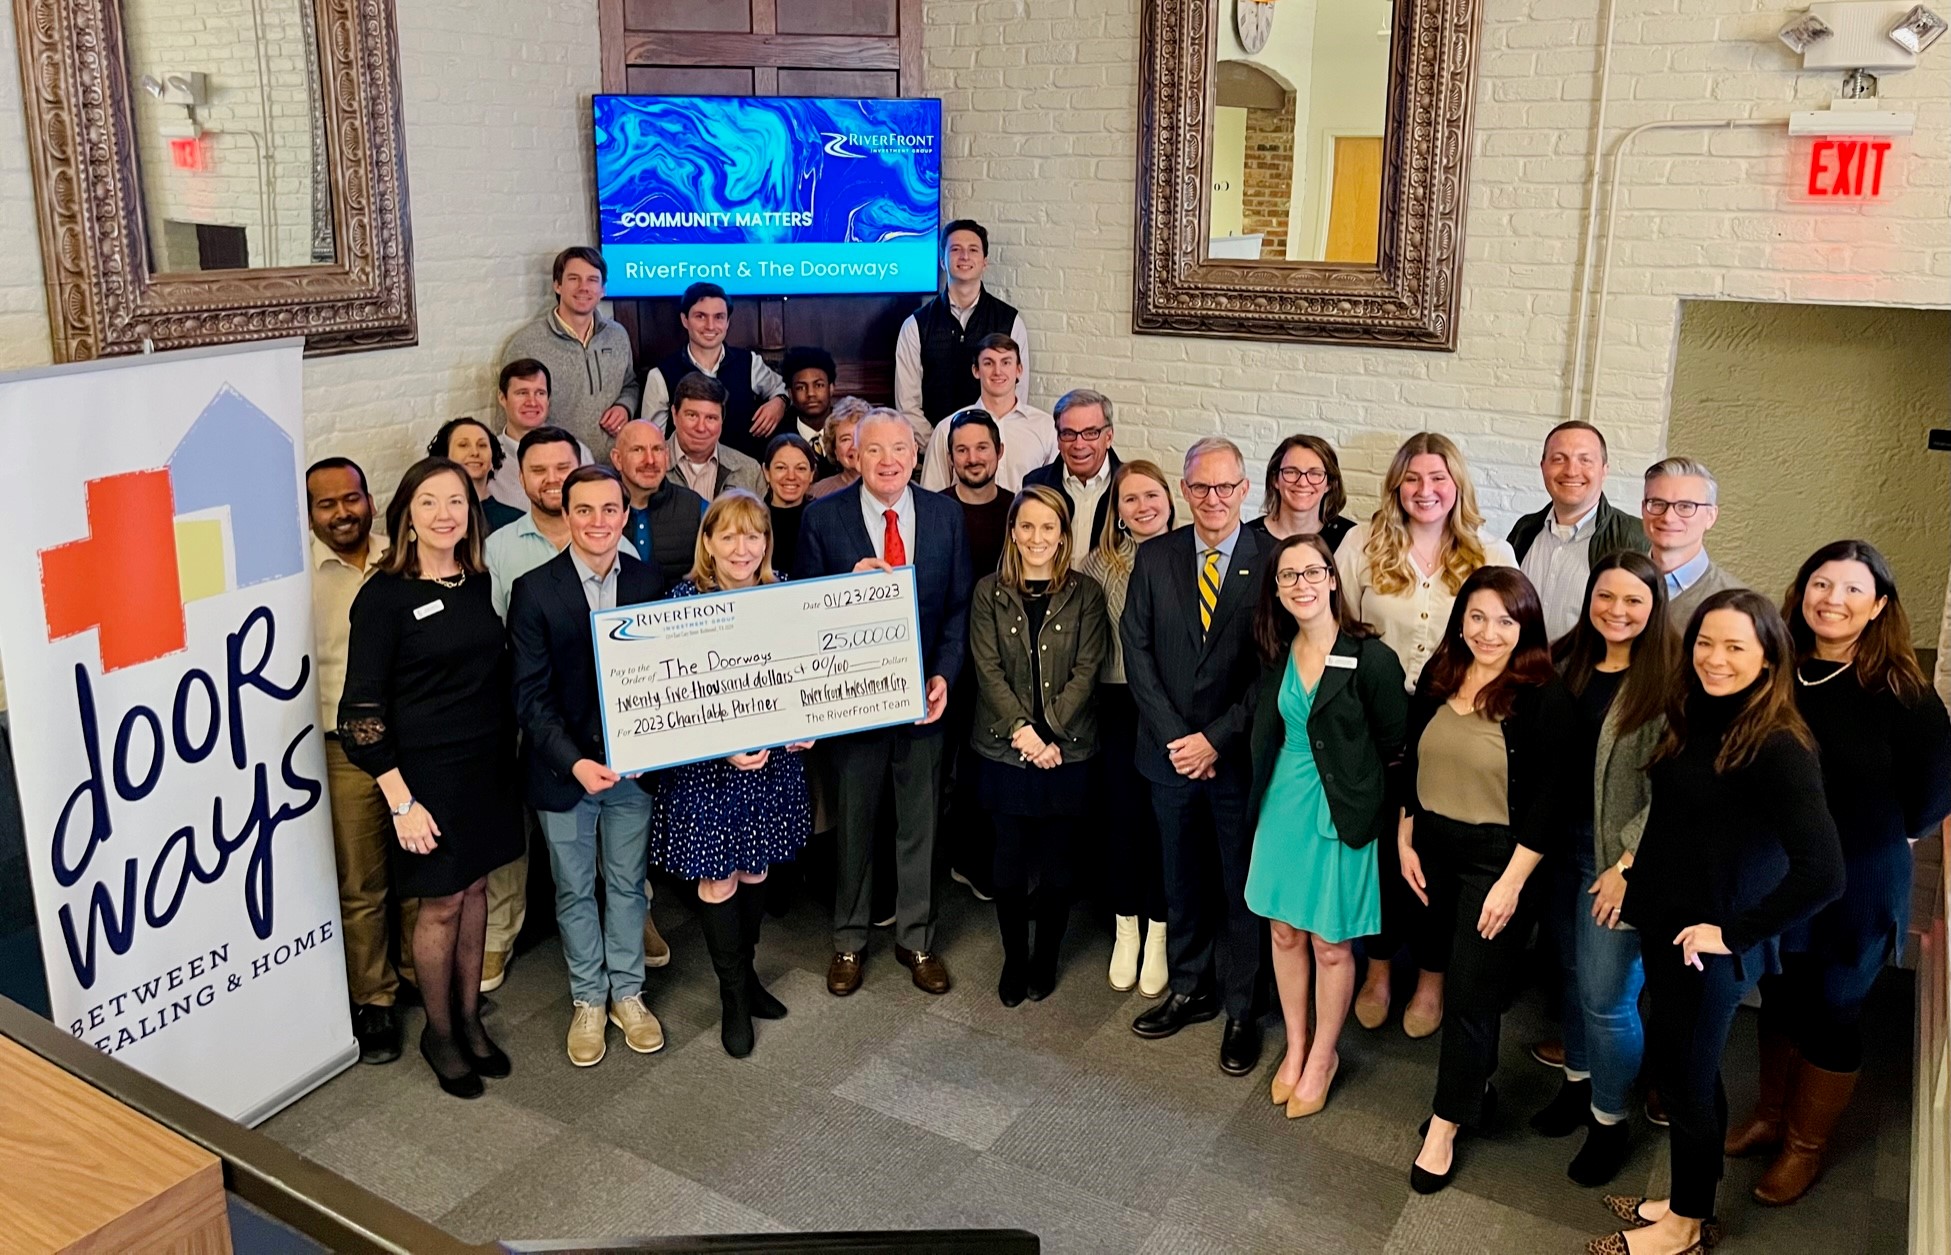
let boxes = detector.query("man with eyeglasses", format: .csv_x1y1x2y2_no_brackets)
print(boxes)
1508,421,1647,641
917,334,1056,493
1642,455,1744,631
1022,388,1123,557
1121,436,1271,1077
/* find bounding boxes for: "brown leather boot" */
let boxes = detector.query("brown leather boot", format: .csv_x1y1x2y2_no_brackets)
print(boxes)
1724,1027,1797,1156
1753,1061,1858,1205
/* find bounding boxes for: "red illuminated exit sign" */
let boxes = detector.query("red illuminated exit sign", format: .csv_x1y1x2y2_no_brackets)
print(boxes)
1805,137,1893,198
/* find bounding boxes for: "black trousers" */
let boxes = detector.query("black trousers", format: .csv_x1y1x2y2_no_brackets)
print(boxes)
990,813,1076,897
1096,686,1166,921
1419,813,1527,1127
939,670,994,888
1643,936,1760,1221
1368,821,1442,972
1151,763,1262,1019
831,729,945,954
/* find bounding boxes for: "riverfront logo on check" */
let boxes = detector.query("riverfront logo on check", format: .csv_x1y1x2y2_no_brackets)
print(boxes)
38,386,304,672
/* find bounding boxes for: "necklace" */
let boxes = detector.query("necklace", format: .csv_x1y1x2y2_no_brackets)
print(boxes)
1795,659,1852,687
427,569,467,589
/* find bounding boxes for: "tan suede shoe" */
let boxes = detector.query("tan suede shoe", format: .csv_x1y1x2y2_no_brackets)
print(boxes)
567,1000,607,1067
609,994,665,1055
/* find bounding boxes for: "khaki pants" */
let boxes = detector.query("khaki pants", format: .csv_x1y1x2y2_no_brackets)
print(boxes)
485,844,530,956
325,738,398,1007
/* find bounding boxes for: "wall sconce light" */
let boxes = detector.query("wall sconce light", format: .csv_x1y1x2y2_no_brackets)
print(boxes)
1778,2,1944,73
1889,4,1947,52
1780,14,1834,51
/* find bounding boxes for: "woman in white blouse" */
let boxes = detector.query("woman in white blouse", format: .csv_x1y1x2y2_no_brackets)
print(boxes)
1334,431,1517,1040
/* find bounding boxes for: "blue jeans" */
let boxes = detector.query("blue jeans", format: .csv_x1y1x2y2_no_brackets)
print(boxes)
537,785,653,1005
1547,840,1590,1074
1574,837,1646,1119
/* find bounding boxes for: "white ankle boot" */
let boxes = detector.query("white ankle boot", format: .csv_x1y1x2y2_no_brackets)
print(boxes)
1138,919,1170,998
1109,916,1141,991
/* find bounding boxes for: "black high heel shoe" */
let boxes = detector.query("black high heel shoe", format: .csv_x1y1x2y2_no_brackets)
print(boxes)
420,1028,483,1099
461,1019,511,1079
1410,1084,1497,1194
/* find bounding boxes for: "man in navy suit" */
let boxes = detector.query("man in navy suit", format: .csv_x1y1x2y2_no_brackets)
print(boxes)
1120,435,1270,1076
508,465,668,1068
796,408,972,996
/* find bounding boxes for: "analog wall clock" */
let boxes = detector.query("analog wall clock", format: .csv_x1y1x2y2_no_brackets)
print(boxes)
1236,0,1275,55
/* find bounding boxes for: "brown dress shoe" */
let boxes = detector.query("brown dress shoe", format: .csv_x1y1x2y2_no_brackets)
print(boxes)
826,951,863,996
894,945,952,995
1529,1037,1566,1068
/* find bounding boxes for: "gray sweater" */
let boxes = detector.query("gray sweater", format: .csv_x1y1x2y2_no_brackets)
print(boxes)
504,307,641,460
1593,711,1664,879
1666,557,1744,635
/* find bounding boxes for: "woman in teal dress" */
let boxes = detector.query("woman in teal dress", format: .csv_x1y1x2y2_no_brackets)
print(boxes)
1246,533,1408,1117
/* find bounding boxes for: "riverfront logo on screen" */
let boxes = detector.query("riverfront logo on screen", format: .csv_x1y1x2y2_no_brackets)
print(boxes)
594,94,943,298
38,385,305,672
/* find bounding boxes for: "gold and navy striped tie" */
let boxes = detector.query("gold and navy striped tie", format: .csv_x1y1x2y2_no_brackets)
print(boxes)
1199,548,1221,633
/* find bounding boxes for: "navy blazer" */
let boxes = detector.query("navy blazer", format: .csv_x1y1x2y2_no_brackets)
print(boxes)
1021,449,1123,545
795,482,972,710
1118,523,1269,786
508,548,664,812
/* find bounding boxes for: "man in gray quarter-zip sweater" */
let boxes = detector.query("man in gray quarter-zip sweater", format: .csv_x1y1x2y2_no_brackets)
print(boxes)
505,247,641,462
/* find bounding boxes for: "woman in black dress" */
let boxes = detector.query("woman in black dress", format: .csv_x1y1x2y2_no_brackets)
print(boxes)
340,457,526,1098
969,486,1109,1005
1725,542,1951,1205
1590,590,1843,1255
762,432,816,576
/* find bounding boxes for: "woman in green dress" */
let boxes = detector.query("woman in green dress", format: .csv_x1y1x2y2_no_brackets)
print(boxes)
1246,533,1408,1117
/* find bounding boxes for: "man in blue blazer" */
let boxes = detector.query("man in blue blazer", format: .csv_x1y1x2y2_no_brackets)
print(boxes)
796,408,972,997
508,465,668,1067
1120,436,1270,1076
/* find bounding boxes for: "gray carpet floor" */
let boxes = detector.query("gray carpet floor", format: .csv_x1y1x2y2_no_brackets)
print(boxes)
260,885,1915,1253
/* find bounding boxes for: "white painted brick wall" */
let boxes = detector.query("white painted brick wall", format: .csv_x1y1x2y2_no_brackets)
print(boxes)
923,0,1951,527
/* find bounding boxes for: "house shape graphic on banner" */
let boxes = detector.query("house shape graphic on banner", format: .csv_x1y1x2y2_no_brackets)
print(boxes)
40,384,303,672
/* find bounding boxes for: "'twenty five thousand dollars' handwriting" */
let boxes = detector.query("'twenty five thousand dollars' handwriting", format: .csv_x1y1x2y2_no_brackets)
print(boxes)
591,567,929,774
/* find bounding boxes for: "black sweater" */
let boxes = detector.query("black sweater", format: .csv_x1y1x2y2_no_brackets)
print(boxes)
1624,691,1845,953
1795,660,1951,859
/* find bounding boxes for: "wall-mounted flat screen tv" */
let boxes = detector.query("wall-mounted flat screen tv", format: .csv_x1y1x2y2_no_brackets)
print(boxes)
593,94,943,298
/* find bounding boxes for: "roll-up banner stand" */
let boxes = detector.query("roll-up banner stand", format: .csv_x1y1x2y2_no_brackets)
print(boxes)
0,341,354,1124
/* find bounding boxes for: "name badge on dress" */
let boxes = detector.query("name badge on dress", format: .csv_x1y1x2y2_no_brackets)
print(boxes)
1324,654,1358,669
413,600,445,620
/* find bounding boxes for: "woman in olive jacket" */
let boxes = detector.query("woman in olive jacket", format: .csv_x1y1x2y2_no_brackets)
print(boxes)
969,486,1111,1006
1246,533,1409,1118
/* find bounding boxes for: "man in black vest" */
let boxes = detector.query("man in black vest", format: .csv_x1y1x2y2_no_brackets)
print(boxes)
895,220,1030,435
642,282,787,461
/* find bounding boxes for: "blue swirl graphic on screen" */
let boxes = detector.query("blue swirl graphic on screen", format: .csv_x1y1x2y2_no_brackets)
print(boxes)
594,97,941,248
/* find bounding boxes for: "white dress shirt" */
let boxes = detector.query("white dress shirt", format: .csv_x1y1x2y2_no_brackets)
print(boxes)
860,485,916,565
893,291,1031,435
1335,521,1520,690
917,400,1058,494
1520,502,1600,642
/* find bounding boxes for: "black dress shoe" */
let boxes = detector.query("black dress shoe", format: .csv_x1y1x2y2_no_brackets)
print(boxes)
1131,990,1220,1039
1409,1157,1455,1195
353,1003,401,1065
1219,1017,1263,1075
419,1030,483,1099
463,1027,512,1080
747,971,789,1020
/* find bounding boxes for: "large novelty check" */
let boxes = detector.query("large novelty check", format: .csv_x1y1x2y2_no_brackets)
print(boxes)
593,568,928,773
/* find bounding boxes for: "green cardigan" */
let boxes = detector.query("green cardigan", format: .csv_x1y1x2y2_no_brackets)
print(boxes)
1246,633,1408,850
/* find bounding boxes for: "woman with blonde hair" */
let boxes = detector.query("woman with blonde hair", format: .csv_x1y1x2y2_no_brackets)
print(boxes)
970,485,1109,1004
1336,432,1517,1040
648,489,812,1057
1078,460,1177,995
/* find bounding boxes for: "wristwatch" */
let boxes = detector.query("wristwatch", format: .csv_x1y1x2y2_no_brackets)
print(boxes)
390,797,416,818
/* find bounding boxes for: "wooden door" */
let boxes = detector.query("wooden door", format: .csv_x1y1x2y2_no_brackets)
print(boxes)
1322,136,1383,265
599,0,927,405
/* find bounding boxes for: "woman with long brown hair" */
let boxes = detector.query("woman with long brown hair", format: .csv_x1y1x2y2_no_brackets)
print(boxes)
1526,552,1678,1186
340,457,524,1098
1245,434,1357,551
1722,542,1951,1206
1397,566,1572,1193
1590,590,1843,1255
969,486,1109,1005
1078,460,1177,995
1245,533,1406,1117
1337,432,1517,1039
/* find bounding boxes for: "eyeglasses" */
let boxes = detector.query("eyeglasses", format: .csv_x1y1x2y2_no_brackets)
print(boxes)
1275,565,1333,588
1642,497,1711,518
1276,467,1328,487
1056,425,1111,444
1183,479,1246,501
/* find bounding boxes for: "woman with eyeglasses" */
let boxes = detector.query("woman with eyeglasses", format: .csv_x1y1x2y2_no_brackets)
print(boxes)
1079,460,1179,996
1527,552,1678,1187
1398,567,1573,1193
1246,534,1406,1118
1335,432,1518,1039
1720,542,1950,1207
1246,434,1357,551
1589,590,1842,1255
